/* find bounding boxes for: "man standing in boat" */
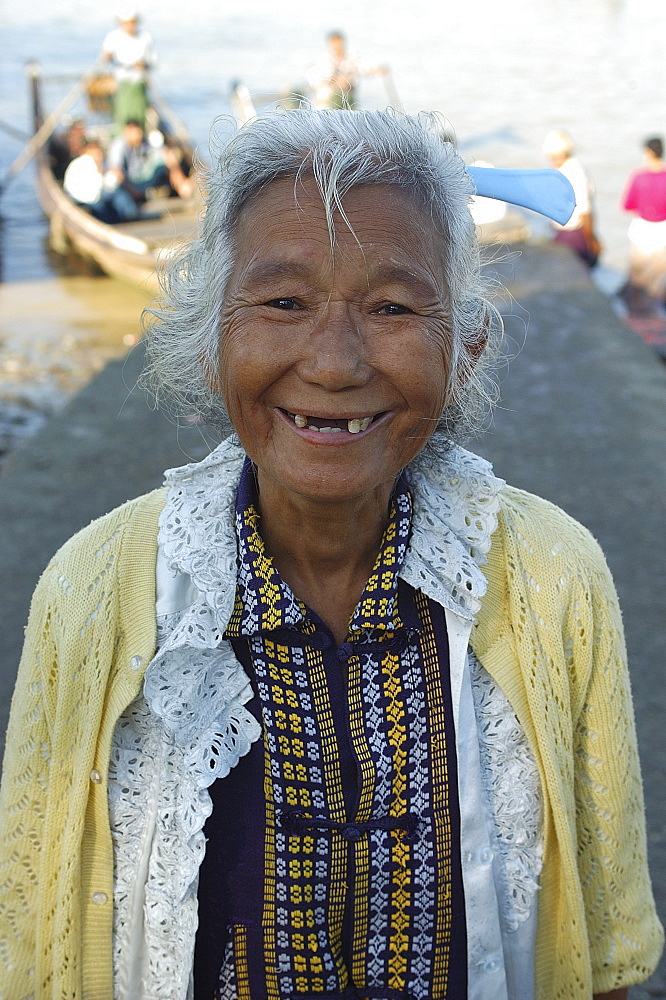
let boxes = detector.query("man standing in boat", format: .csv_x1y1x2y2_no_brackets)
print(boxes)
307,31,388,110
101,7,156,129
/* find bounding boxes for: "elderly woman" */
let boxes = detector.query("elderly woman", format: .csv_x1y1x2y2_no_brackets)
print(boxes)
0,109,662,1000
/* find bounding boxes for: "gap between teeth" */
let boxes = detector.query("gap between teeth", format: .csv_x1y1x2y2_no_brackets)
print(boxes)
292,414,372,434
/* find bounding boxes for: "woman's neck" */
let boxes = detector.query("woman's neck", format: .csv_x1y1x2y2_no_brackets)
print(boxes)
645,155,666,173
255,471,395,643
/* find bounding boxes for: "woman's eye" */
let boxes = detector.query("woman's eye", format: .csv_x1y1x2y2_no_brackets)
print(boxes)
376,302,412,316
265,297,299,310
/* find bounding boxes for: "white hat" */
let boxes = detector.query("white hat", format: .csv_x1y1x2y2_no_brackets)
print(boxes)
117,6,139,21
542,129,573,156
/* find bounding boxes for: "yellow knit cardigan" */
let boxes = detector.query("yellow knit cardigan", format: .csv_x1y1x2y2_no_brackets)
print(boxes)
0,485,662,999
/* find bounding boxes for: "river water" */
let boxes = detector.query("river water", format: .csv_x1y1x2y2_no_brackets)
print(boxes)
1,0,665,453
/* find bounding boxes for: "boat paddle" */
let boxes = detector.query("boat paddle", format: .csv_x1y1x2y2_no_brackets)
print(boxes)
467,165,576,226
0,61,102,196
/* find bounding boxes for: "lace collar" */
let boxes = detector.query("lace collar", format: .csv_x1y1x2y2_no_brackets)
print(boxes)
403,444,505,620
158,433,503,623
143,434,504,791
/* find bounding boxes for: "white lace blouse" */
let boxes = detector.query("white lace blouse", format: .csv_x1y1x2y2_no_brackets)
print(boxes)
107,437,543,1000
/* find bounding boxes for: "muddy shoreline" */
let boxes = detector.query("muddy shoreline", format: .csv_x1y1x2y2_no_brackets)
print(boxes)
0,273,150,463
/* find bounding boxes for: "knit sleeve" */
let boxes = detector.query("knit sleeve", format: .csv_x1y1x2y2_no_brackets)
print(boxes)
0,562,60,996
569,542,664,992
480,487,664,994
0,492,163,999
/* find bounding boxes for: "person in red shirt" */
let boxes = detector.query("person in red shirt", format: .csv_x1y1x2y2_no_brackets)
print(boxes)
621,136,666,307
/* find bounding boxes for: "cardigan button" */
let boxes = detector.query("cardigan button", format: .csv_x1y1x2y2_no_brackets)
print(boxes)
90,769,102,784
91,892,108,905
483,955,502,974
130,655,143,671
479,846,494,865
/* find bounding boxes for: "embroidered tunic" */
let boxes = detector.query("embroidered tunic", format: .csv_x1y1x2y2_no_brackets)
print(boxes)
194,461,466,1000
107,438,545,1000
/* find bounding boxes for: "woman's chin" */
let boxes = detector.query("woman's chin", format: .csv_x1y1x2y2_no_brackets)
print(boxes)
255,460,397,509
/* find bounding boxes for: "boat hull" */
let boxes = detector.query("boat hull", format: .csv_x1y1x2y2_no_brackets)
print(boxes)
30,66,200,290
34,159,162,288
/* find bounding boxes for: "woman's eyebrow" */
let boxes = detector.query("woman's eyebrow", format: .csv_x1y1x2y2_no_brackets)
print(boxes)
237,259,441,299
239,259,314,287
369,262,441,298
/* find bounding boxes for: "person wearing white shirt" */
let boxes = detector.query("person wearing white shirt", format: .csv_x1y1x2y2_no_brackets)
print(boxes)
542,129,602,268
307,31,388,110
63,140,124,224
101,7,156,127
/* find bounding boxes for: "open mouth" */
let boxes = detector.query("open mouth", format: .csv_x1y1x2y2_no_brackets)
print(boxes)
283,410,383,435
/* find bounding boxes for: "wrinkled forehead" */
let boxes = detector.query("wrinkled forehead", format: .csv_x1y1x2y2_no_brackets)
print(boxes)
227,175,449,300
234,173,442,254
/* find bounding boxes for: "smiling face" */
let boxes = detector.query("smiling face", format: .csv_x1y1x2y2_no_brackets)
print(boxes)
218,177,454,508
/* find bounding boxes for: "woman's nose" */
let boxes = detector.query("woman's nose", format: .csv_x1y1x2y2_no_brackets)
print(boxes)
297,302,371,389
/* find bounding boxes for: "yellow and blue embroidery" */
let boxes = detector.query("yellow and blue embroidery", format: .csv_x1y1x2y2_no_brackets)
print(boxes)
220,459,463,999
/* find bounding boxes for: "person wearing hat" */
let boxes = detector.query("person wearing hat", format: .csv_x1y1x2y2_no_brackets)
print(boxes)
101,8,156,129
542,129,602,268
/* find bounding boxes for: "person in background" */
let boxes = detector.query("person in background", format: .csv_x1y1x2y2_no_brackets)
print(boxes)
105,118,193,220
63,140,123,223
48,118,87,180
620,135,666,310
542,129,602,268
307,31,388,109
101,7,156,129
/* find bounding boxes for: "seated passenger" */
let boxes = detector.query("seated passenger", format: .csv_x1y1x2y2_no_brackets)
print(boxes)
63,140,124,224
105,119,193,220
49,119,87,181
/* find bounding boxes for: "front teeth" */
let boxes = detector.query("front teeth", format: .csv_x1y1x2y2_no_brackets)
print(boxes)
292,413,373,434
347,417,371,434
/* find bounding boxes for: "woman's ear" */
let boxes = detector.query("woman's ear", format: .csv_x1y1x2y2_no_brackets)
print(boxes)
468,320,490,365
450,325,489,395
444,321,490,410
202,335,223,396
204,361,222,395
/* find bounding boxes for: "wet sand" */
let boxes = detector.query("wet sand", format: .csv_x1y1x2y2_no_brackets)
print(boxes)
0,274,150,458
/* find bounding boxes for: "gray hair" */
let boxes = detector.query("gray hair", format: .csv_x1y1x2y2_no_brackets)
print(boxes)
143,107,501,444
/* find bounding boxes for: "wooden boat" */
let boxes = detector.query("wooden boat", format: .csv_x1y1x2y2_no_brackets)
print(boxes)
29,63,201,292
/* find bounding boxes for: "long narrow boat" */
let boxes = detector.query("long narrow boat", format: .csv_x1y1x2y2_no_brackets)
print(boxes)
29,63,201,291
